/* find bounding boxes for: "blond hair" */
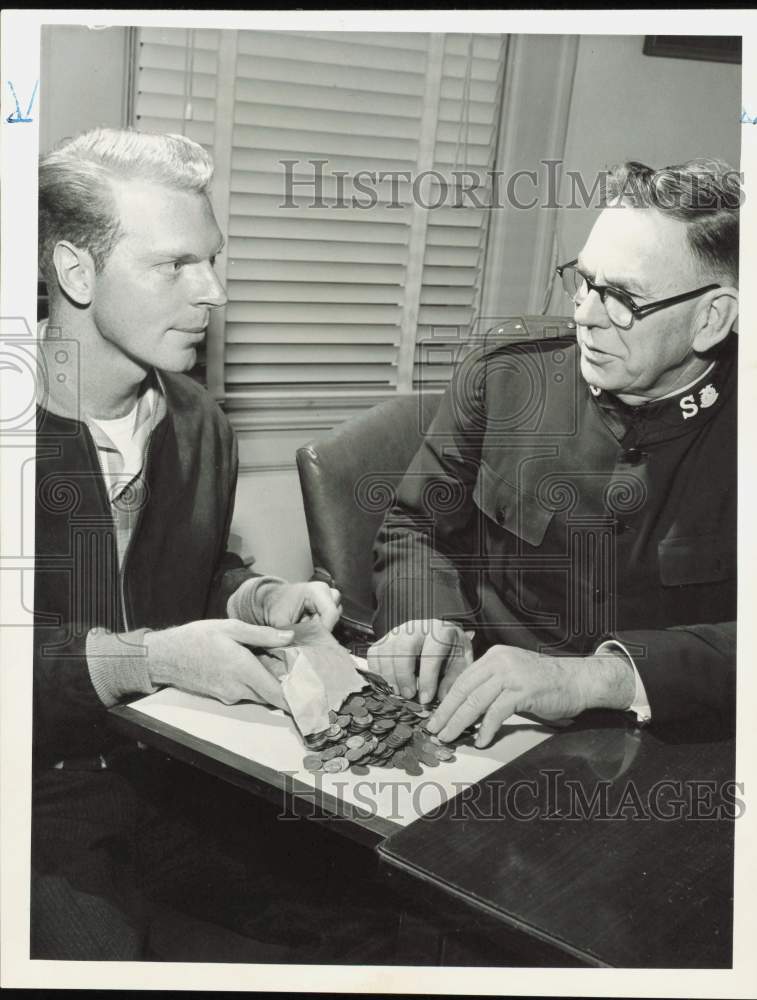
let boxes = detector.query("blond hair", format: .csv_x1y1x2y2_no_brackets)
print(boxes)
39,127,214,288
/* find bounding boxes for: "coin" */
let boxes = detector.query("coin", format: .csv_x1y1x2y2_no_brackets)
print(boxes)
323,757,349,773
345,735,365,749
304,729,329,750
303,754,323,772
402,748,423,776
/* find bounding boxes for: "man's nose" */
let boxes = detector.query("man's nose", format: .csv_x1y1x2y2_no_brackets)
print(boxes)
195,262,228,309
574,288,610,328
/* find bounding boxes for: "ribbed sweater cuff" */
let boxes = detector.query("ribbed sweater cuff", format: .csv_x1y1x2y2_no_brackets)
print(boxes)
86,627,158,707
226,575,287,625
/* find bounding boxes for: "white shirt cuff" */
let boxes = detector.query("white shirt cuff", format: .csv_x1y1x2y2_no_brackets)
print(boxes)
595,639,652,724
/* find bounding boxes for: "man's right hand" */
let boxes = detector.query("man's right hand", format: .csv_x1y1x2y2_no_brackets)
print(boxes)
144,619,294,708
366,619,472,705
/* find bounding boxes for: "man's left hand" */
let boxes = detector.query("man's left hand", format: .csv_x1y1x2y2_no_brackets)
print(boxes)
257,581,342,632
426,645,636,747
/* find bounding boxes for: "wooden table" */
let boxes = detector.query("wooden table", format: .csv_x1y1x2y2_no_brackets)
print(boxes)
378,714,736,968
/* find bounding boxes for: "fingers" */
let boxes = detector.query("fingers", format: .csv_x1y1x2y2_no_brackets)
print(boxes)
437,654,467,702
304,582,342,631
239,651,288,710
366,624,425,697
429,671,503,743
475,691,519,747
437,630,474,701
417,622,462,704
221,619,294,647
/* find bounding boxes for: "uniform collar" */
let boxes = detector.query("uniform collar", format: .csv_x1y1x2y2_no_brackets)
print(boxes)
587,333,736,445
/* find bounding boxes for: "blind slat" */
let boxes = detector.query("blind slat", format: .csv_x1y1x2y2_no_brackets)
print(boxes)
232,124,419,162
236,53,427,97
227,281,402,304
227,237,409,264
226,259,405,283
235,79,422,118
227,342,397,364
236,31,429,73
226,363,396,385
226,323,400,345
235,103,425,140
225,302,402,324
139,43,218,75
228,216,409,244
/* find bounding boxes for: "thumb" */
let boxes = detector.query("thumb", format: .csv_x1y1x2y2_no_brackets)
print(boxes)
223,620,294,648
305,584,341,631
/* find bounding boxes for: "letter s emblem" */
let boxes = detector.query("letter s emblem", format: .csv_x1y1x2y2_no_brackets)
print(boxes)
680,394,698,420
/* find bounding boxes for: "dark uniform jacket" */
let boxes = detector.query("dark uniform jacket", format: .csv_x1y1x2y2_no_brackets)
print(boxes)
374,332,736,731
34,371,252,765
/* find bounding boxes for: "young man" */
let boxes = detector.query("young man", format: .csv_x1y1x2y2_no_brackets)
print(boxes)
371,158,738,745
33,128,342,959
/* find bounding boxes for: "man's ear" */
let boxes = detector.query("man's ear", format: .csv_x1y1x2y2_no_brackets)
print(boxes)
51,241,96,306
692,285,739,352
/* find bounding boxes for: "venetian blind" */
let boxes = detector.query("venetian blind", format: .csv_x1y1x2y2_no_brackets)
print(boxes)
133,28,505,399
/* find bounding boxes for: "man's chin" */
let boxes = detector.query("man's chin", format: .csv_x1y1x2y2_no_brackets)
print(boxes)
579,355,626,394
166,348,198,373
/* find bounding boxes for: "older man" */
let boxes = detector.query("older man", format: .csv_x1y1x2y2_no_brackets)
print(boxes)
371,158,738,745
33,128,342,959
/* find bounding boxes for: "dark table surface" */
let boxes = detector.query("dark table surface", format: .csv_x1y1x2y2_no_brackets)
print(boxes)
378,714,736,968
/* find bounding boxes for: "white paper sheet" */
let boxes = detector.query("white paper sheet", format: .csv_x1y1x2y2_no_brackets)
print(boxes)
129,663,553,828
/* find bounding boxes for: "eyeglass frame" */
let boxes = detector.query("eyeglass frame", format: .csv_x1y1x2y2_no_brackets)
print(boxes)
555,258,720,329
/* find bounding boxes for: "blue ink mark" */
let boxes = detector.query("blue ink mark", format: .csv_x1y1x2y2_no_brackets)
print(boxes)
6,79,38,123
741,108,757,125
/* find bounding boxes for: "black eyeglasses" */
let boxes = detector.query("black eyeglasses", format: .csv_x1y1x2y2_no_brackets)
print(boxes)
556,259,720,330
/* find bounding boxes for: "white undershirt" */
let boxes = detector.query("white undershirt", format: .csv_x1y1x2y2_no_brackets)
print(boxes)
88,398,144,491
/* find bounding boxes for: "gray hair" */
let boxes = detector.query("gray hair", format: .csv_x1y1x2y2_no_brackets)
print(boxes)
606,158,740,285
39,127,214,289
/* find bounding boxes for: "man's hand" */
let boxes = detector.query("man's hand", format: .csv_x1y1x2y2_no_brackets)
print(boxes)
256,581,342,632
366,619,472,703
426,645,636,747
144,619,295,708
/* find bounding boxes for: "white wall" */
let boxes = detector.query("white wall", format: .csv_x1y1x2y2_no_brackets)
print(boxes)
551,35,741,303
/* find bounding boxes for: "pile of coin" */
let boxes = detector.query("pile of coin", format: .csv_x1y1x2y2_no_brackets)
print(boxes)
300,669,468,777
